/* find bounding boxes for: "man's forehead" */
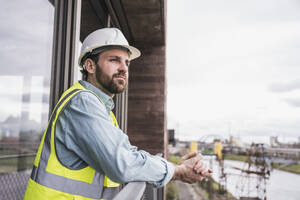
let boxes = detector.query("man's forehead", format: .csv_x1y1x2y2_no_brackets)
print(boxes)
100,49,130,59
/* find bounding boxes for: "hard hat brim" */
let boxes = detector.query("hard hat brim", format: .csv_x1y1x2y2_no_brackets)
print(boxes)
78,44,141,69
123,45,141,60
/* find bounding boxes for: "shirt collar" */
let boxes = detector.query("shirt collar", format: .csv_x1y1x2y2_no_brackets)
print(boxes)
79,80,115,111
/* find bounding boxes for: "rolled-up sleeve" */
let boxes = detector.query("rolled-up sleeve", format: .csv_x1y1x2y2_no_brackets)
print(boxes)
62,91,174,187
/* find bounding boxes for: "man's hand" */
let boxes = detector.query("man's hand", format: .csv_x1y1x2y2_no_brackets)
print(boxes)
172,152,212,184
178,152,198,165
179,152,212,176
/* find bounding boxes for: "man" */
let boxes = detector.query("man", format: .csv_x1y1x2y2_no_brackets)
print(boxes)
24,28,211,200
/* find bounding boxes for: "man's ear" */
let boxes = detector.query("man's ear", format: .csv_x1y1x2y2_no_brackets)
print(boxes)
84,58,96,74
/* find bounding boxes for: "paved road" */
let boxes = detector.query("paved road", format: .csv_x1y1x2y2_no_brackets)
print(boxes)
174,181,203,200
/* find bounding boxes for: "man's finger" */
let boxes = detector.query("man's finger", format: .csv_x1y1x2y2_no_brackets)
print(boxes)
193,156,204,171
193,160,204,171
200,169,213,177
179,152,197,164
197,166,206,174
184,152,197,160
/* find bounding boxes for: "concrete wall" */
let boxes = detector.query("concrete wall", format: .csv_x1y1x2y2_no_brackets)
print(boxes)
127,46,166,155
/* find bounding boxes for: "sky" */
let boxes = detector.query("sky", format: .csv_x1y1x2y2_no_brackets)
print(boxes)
0,0,299,144
0,0,53,125
166,0,300,143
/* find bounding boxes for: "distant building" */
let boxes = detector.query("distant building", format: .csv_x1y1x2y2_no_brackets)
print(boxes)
270,136,279,147
229,135,242,147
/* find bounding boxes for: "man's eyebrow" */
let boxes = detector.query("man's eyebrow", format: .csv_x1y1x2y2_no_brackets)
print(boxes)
108,55,120,58
108,55,130,62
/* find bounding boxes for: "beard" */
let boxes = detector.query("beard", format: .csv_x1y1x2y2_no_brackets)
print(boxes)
95,63,127,94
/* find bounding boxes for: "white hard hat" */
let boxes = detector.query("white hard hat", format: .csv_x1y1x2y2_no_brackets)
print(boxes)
78,28,141,68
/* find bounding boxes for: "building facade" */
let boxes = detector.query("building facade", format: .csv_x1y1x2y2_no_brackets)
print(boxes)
0,0,167,199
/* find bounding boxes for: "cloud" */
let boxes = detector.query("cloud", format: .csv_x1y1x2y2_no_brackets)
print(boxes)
167,0,300,142
283,98,300,107
0,0,54,77
269,80,300,93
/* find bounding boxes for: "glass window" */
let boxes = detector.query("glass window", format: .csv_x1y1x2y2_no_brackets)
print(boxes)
0,0,54,173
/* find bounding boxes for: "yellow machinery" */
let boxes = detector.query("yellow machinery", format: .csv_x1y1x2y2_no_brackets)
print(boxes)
190,141,198,153
214,140,223,160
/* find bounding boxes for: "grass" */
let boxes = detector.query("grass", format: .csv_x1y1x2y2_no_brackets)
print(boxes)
271,163,281,168
225,154,300,174
224,154,248,162
198,177,236,199
272,163,300,174
201,149,213,154
168,155,180,164
0,157,34,173
283,164,300,174
166,181,179,200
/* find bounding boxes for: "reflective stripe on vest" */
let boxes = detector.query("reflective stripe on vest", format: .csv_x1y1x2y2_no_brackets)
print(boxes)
24,82,120,200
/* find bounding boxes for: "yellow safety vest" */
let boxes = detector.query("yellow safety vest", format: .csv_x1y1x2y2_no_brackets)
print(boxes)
24,82,120,200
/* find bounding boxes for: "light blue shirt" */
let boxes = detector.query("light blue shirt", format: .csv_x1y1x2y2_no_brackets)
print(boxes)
55,80,174,187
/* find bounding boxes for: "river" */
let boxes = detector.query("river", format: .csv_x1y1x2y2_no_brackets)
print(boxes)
204,157,300,200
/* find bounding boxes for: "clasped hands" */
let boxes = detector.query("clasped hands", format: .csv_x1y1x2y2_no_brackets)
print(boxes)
172,152,212,184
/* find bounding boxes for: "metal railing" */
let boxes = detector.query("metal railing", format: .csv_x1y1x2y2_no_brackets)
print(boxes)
113,182,146,200
0,154,164,200
113,182,164,200
0,154,34,200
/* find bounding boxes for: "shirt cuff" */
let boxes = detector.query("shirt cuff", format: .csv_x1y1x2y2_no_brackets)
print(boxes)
152,158,175,188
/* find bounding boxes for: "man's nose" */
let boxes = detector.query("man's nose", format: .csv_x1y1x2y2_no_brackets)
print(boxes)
118,61,128,73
